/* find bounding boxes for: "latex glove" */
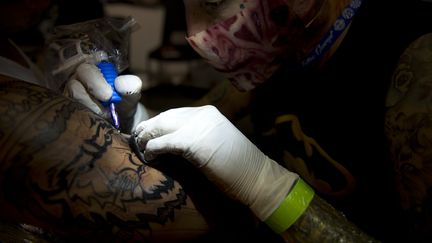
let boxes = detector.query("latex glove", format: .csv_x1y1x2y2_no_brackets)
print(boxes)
134,105,299,220
64,63,149,133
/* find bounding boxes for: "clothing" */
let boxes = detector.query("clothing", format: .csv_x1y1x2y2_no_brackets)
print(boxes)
249,0,432,242
0,40,47,87
0,57,40,85
187,0,362,92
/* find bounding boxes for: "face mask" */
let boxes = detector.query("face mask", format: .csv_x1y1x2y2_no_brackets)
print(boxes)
187,0,327,91
187,0,362,91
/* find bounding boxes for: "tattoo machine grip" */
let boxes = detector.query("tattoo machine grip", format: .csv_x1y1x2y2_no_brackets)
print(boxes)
97,61,121,129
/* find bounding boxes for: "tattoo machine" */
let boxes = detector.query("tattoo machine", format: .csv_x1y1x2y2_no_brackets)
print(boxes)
96,52,121,129
44,17,138,129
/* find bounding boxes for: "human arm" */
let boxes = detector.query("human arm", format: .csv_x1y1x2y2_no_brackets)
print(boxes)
280,192,378,242
385,33,432,241
134,105,380,243
0,79,208,242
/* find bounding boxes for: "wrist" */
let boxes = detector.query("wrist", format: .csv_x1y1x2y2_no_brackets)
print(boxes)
248,156,300,220
264,178,315,234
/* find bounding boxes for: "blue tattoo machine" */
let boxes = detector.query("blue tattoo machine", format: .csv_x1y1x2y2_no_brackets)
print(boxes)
46,17,138,130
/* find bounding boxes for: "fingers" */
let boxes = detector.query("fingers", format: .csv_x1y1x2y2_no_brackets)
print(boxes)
134,107,196,148
76,63,112,102
134,116,170,149
134,106,224,162
134,106,222,142
75,64,143,102
144,132,187,161
115,75,143,118
115,75,142,96
65,79,106,116
72,64,146,131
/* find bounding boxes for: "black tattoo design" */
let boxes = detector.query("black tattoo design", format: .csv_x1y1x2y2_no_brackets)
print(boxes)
384,33,432,239
0,81,187,239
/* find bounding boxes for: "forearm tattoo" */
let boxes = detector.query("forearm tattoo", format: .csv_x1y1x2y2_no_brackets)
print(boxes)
283,196,379,243
384,33,432,238
0,81,199,240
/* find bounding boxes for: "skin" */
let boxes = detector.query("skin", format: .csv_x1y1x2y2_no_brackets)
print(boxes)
0,78,210,242
184,0,246,36
190,0,352,120
4,0,426,242
385,33,432,239
184,0,352,66
0,1,260,240
0,76,264,242
282,196,379,242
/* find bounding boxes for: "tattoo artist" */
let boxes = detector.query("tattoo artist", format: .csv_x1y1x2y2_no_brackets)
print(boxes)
131,0,432,242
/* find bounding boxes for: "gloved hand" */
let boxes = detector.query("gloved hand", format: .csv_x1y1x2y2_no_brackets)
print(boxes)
134,105,299,221
64,63,149,133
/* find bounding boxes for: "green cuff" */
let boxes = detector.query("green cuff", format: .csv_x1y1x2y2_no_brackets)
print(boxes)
265,179,315,234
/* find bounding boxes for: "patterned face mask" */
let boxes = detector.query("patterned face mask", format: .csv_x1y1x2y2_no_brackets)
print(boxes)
187,0,362,91
186,0,327,91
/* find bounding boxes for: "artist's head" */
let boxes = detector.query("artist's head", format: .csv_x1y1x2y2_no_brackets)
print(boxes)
0,0,52,35
184,0,355,91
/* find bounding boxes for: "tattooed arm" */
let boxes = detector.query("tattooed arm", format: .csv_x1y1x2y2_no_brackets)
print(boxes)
284,33,432,243
0,79,210,242
280,196,379,243
385,33,432,241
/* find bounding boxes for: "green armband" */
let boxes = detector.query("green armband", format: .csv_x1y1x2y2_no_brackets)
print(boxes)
265,179,315,234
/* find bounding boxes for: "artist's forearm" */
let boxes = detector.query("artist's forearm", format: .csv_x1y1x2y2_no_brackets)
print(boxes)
0,80,206,240
193,79,252,121
281,196,379,243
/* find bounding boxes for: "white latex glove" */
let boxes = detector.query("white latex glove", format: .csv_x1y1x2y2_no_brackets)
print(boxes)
134,105,299,220
64,63,149,133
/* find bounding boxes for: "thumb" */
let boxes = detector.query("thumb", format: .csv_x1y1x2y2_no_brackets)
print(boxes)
114,75,142,97
115,75,143,119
